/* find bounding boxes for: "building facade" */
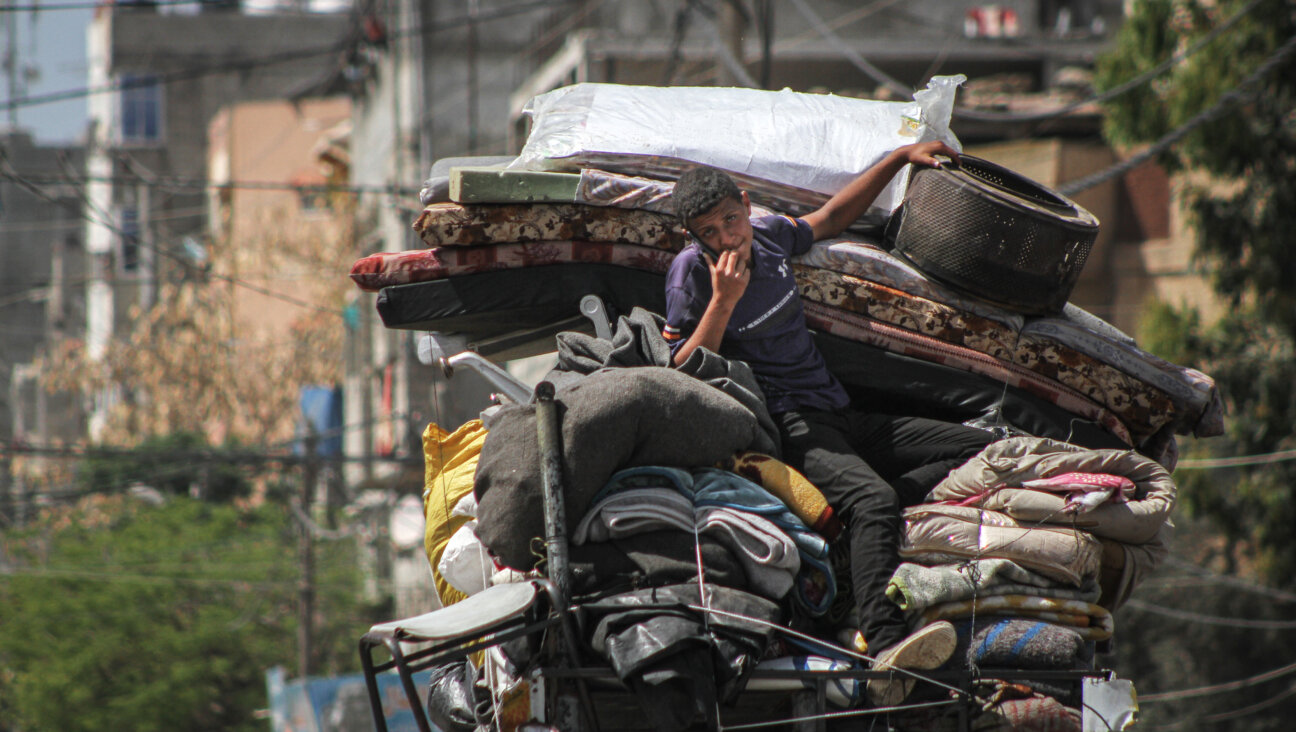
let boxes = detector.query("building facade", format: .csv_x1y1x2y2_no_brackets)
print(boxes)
83,5,351,437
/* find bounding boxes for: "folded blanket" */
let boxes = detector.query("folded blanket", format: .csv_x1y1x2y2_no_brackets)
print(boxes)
887,560,1101,615
917,595,1114,642
714,451,838,539
572,488,799,600
474,367,767,569
901,505,1103,587
593,466,836,615
966,618,1086,670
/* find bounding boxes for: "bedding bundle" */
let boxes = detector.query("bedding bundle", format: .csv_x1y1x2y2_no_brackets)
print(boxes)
366,81,1204,726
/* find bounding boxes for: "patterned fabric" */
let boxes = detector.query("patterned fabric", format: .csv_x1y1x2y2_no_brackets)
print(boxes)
350,241,677,292
576,168,677,214
801,300,1136,446
916,595,1115,642
412,201,686,250
564,152,874,229
796,265,1177,441
901,504,1104,588
715,451,839,540
798,239,1222,437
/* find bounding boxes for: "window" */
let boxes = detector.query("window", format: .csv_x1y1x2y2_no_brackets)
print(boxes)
118,207,140,272
119,74,163,143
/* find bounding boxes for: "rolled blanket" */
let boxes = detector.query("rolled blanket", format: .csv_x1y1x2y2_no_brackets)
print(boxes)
715,451,839,539
967,619,1086,670
917,595,1114,642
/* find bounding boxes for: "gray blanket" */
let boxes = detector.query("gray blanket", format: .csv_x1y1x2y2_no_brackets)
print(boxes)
474,366,769,569
547,307,780,457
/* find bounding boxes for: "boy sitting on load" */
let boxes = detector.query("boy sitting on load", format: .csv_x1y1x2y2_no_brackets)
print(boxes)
664,141,994,706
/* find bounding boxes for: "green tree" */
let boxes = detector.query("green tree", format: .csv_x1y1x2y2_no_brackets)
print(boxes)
1096,0,1296,579
1096,0,1296,726
0,495,370,732
75,432,257,503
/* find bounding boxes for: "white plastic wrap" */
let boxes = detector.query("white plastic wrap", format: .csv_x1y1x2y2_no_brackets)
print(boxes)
513,77,965,227
438,520,493,596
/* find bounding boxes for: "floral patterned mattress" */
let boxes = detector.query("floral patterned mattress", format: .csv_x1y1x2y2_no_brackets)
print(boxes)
351,200,1223,447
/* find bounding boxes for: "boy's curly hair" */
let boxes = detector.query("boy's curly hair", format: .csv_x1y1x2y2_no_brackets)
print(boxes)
672,166,742,231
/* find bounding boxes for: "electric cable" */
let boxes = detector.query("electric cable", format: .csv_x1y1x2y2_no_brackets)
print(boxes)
0,0,579,113
1124,598,1296,629
0,161,347,317
1175,447,1296,469
1161,557,1296,603
1057,31,1296,196
1139,658,1296,703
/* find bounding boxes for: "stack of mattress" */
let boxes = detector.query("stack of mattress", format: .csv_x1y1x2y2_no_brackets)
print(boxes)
350,161,1221,466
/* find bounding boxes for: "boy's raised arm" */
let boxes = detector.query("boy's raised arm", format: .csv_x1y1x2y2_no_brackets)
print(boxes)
802,140,958,242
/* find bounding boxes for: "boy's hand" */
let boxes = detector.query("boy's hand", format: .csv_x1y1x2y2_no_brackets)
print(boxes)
898,140,960,169
708,248,750,307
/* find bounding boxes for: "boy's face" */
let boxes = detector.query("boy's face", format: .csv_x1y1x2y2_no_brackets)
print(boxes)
686,191,753,260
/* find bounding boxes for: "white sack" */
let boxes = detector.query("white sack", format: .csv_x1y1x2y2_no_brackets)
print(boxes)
514,77,964,228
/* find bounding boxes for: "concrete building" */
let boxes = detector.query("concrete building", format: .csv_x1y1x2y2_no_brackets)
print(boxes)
0,131,87,445
0,130,87,524
82,4,351,438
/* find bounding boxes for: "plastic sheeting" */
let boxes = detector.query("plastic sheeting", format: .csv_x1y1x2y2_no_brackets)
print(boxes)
514,78,965,229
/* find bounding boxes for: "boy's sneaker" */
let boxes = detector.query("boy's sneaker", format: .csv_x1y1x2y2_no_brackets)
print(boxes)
866,621,957,707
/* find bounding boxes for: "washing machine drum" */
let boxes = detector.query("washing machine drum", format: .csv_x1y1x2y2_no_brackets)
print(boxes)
888,154,1099,315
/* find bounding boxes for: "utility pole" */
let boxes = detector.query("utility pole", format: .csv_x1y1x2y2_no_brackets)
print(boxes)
138,180,156,309
717,0,746,87
467,0,479,153
298,430,318,679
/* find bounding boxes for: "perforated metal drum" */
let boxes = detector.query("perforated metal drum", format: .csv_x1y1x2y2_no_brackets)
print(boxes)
889,155,1099,315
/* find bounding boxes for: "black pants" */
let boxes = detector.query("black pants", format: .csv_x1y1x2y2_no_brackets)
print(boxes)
776,408,993,654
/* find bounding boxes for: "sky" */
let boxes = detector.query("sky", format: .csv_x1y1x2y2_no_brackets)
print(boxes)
5,3,94,145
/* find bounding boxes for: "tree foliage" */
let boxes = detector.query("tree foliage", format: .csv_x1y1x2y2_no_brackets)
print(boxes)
38,202,353,448
0,495,371,732
75,431,257,503
1097,0,1296,580
1096,1,1296,726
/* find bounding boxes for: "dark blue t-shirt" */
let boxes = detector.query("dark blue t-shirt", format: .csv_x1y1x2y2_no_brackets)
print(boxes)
663,214,849,415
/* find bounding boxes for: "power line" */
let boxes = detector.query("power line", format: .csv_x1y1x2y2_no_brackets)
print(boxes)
1058,32,1296,195
1176,447,1296,470
1139,658,1296,703
0,162,347,317
1160,557,1296,603
1124,598,1296,629
11,169,419,197
0,0,576,113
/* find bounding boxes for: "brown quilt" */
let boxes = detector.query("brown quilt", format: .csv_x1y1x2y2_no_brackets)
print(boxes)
795,266,1176,442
